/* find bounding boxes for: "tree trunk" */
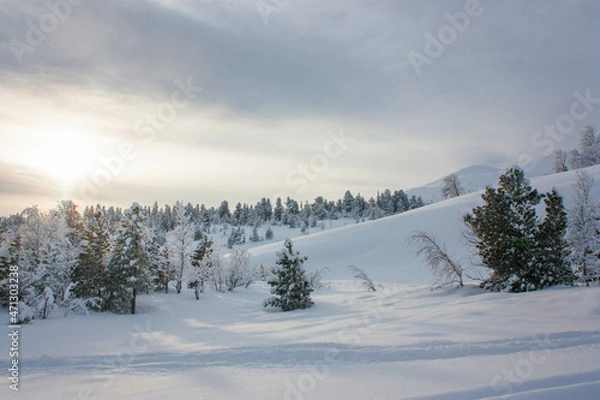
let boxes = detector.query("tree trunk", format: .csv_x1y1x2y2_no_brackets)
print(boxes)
131,288,137,314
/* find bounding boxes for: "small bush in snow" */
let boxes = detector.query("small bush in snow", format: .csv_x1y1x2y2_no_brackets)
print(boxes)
17,301,33,324
408,231,463,289
349,265,377,292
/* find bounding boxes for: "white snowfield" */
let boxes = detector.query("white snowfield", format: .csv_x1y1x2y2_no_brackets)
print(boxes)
2,166,600,399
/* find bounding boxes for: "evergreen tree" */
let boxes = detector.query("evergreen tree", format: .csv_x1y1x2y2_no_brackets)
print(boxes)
107,203,154,314
535,189,575,288
265,226,274,240
0,231,23,306
217,200,231,223
227,227,246,248
71,207,111,307
264,238,313,311
464,167,549,292
273,197,284,223
189,233,214,299
249,225,261,242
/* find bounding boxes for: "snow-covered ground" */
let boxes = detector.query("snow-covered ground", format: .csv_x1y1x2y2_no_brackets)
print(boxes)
2,166,600,399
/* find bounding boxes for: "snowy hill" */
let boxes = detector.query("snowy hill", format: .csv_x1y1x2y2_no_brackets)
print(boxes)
406,155,554,204
2,166,600,399
251,165,600,286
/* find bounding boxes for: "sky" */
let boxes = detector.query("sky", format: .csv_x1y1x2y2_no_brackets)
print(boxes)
1,0,599,216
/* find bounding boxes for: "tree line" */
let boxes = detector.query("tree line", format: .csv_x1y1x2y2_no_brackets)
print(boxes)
0,186,424,320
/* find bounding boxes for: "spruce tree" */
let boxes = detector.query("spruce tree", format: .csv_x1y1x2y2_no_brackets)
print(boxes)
464,168,545,292
107,203,154,314
71,207,111,308
264,238,313,311
534,189,575,288
265,226,274,240
189,233,214,299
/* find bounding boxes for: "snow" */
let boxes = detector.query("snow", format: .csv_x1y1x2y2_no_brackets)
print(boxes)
2,166,600,399
407,157,554,205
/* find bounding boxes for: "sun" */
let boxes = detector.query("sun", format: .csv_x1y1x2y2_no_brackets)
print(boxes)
27,131,97,185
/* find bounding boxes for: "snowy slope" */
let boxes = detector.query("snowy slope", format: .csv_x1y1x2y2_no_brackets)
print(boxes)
1,166,600,400
406,155,554,205
251,165,600,286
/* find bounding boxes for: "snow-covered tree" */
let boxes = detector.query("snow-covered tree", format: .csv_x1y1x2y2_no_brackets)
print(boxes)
17,207,47,306
569,126,600,169
224,249,256,291
71,207,111,308
249,225,261,242
107,203,154,314
273,197,284,223
217,200,231,223
567,170,600,285
464,167,570,292
227,227,245,248
165,202,196,294
535,189,575,288
441,174,464,199
265,226,274,240
188,233,214,299
39,212,81,305
206,249,227,293
264,238,313,311
552,149,569,173
0,230,24,307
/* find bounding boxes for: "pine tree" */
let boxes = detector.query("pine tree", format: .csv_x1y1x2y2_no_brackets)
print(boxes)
227,227,245,248
249,225,261,242
264,238,313,311
189,233,214,299
273,197,284,223
71,207,111,308
107,203,154,314
464,168,546,292
265,226,274,240
534,189,575,288
0,231,23,307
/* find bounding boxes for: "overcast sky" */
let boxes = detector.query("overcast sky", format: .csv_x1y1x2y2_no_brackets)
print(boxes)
1,0,599,215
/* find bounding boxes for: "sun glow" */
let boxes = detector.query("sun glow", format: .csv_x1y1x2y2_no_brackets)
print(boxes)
27,131,98,185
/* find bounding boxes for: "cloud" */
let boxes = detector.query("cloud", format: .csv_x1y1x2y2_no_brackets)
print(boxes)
0,0,599,213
